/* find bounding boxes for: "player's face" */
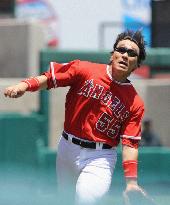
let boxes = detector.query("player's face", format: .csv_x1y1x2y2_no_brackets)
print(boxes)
110,39,140,81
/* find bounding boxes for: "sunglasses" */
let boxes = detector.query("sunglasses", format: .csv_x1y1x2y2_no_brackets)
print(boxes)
115,47,138,57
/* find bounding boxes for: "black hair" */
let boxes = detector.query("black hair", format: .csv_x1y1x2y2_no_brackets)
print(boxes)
112,30,146,66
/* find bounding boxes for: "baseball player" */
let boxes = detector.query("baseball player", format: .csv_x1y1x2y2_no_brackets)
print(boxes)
4,30,149,205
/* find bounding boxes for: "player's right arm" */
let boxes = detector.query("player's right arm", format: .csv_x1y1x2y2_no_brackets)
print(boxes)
4,59,81,98
4,75,47,98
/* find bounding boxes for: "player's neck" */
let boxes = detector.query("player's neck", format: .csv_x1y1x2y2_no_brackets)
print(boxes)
108,65,128,83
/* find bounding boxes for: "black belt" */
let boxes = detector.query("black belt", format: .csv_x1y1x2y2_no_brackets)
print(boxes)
62,131,112,149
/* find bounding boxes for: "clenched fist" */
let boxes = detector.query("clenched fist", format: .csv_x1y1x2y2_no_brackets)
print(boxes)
4,82,28,98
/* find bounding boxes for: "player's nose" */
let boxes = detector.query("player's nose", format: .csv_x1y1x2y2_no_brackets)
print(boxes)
121,51,128,57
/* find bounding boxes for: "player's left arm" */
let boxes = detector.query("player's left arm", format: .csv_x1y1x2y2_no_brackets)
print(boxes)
122,145,144,192
121,101,149,204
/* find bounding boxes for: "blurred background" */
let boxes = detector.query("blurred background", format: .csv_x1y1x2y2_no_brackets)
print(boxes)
0,0,170,205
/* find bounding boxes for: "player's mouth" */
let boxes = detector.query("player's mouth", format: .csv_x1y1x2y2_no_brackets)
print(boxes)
118,61,128,69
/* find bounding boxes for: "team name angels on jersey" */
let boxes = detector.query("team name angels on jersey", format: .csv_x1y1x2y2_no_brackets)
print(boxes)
77,79,130,123
77,79,131,139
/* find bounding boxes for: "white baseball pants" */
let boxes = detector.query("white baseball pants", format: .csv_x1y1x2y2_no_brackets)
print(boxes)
56,133,117,205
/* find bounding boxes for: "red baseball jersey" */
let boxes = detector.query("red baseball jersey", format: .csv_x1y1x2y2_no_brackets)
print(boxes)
43,60,144,148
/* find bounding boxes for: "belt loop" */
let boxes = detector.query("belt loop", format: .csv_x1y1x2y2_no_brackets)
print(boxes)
67,133,73,143
96,142,103,150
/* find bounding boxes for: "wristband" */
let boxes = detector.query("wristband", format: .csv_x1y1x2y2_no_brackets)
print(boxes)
22,77,40,92
123,160,138,179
